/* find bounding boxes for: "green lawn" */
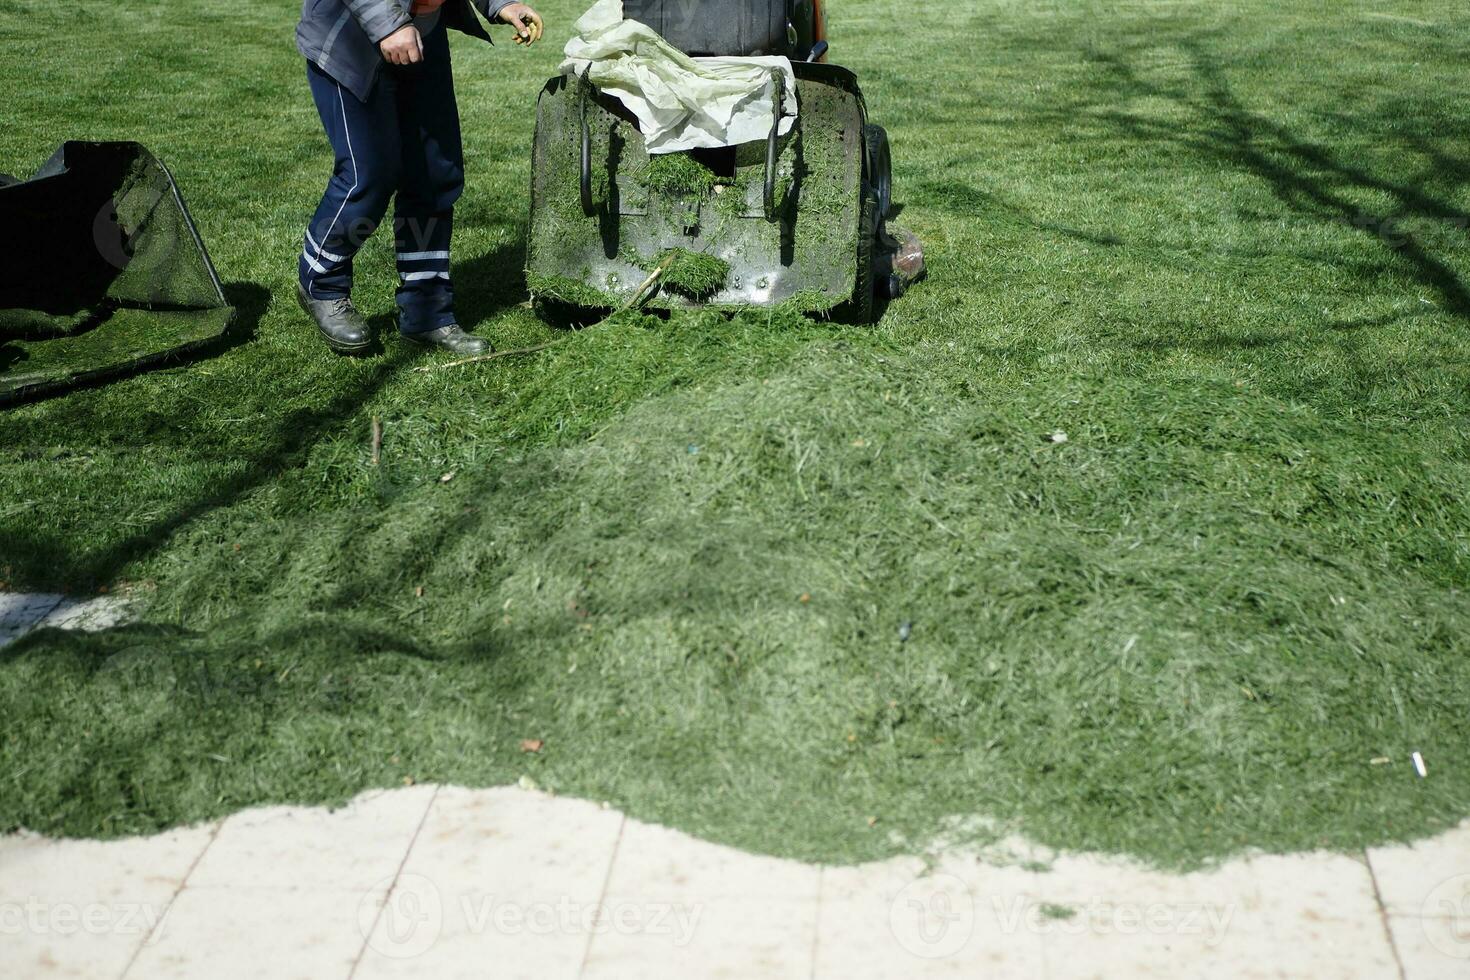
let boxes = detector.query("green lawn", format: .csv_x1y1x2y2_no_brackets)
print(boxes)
2,0,1468,868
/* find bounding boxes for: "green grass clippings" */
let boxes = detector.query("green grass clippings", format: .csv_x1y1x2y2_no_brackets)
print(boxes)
645,248,731,298
3,0,1470,871
526,270,616,308
637,152,720,196
709,172,752,221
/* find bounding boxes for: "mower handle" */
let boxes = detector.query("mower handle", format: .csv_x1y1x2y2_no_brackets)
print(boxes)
578,69,788,222
763,69,786,221
578,71,595,216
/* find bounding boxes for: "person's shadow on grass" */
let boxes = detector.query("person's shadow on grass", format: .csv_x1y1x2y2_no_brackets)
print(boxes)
0,238,532,591
355,235,530,350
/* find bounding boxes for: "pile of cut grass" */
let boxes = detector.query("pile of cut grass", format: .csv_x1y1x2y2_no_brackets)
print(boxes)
646,248,731,298
637,152,720,196
2,0,1469,868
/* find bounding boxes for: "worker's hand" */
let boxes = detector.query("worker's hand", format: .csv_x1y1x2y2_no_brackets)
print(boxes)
499,3,543,45
380,24,424,65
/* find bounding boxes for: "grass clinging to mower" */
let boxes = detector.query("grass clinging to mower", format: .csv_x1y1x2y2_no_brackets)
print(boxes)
645,248,731,298
2,0,1470,867
636,151,721,196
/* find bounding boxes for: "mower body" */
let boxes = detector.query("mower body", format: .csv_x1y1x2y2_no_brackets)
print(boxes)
620,0,825,60
525,1,886,319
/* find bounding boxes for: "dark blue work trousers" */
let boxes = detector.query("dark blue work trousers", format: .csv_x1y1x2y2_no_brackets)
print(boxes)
299,22,463,335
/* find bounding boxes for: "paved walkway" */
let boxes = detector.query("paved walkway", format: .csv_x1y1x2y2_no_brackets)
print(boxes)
2,595,1468,978
0,592,130,644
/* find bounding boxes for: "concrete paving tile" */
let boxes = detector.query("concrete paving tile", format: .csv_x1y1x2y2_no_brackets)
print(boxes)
1367,819,1470,915
9,790,1469,980
816,856,1044,978
0,592,64,646
1004,850,1262,911
1251,851,1380,920
1038,911,1284,980
188,786,436,893
936,847,1258,974
1388,914,1470,979
922,849,1259,980
124,884,378,980
354,786,623,980
584,896,814,980
1251,851,1400,978
0,592,65,626
0,823,215,980
582,818,820,980
923,852,1281,980
931,850,1060,904
39,596,132,632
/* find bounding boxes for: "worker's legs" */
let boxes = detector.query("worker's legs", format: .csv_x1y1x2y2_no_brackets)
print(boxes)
299,63,402,301
392,23,465,336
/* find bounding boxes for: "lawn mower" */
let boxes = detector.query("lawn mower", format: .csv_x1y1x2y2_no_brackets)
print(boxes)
525,0,903,324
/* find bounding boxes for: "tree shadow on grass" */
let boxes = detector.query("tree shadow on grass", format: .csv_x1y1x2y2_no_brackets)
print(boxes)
1074,38,1470,406
922,20,1470,324
1083,37,1470,320
919,31,1470,402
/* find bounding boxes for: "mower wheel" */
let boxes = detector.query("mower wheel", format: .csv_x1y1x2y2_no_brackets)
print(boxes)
835,185,880,325
865,124,893,222
533,296,606,329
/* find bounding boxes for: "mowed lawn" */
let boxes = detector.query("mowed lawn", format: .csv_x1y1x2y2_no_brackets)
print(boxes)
2,0,1468,867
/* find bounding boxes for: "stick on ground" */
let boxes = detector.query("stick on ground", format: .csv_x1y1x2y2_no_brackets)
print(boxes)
416,255,677,374
416,339,566,373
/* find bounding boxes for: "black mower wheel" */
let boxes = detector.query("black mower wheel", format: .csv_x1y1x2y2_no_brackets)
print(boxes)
533,296,607,330
835,185,880,325
864,124,893,222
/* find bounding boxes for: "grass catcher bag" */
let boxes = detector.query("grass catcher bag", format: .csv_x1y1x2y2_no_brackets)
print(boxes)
0,141,234,404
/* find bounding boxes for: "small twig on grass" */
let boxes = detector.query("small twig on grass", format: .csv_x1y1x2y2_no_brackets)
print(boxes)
370,416,383,466
415,255,676,374
619,252,676,312
415,339,566,373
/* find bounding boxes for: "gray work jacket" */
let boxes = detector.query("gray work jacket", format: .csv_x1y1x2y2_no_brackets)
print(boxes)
297,0,516,101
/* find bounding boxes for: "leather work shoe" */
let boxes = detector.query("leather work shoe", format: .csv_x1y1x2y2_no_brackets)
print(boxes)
402,324,492,356
296,284,373,353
